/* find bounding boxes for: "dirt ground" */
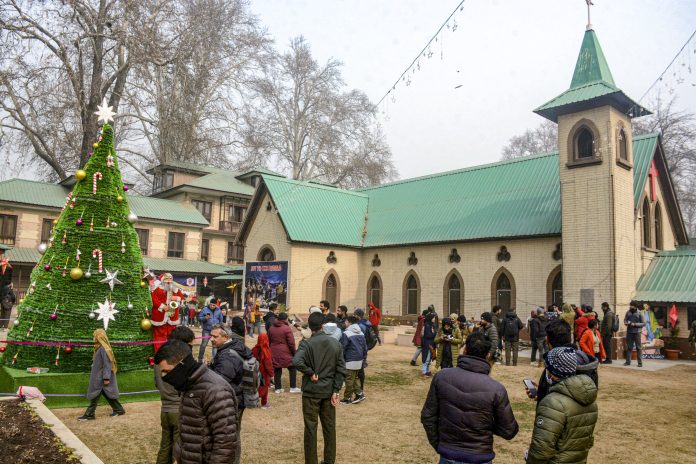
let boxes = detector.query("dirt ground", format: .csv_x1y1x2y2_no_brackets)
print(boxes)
53,343,696,464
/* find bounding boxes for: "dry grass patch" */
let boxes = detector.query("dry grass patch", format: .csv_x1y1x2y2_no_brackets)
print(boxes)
53,344,696,464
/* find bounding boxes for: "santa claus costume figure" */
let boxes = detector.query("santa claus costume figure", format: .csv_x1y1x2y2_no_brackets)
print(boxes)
151,273,183,351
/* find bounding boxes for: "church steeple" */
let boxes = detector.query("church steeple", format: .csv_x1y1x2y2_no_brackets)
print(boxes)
570,29,615,88
534,28,649,122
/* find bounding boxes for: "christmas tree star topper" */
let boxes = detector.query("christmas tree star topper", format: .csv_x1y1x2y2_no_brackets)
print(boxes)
95,298,119,330
100,268,123,291
94,97,116,124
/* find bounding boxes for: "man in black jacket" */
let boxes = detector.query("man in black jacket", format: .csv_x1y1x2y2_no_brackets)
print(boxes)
210,318,253,464
292,312,346,464
501,308,524,366
421,331,519,464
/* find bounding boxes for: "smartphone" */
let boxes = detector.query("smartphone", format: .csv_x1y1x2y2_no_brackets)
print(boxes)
523,378,537,397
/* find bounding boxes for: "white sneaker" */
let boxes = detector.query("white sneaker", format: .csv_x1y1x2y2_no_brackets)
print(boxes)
274,388,285,394
261,405,271,410
289,387,302,393
530,362,537,366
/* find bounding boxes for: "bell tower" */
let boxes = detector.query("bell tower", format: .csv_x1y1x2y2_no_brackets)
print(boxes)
534,27,650,311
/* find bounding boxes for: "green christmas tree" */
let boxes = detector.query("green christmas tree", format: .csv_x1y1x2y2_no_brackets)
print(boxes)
2,101,154,372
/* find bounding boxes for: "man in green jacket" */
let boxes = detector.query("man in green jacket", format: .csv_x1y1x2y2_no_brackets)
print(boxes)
599,302,615,364
526,347,598,464
293,312,346,464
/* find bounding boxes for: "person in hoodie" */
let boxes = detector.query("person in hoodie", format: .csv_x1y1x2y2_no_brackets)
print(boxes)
560,304,576,340
353,307,373,388
501,308,524,366
340,315,368,404
525,319,599,404
529,308,548,367
421,309,439,377
421,331,519,464
268,312,299,393
264,303,279,333
323,313,343,342
209,319,252,464
573,306,595,343
435,317,463,369
525,347,598,464
411,309,428,366
252,333,274,410
368,302,383,345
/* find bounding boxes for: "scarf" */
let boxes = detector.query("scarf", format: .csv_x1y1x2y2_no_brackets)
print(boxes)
93,328,117,374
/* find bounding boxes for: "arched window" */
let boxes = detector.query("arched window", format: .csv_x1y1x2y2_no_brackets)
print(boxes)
323,272,338,312
446,273,461,316
642,198,651,248
403,272,420,316
575,127,594,159
491,267,516,312
258,246,275,262
654,203,663,251
547,266,563,307
368,274,382,309
618,128,628,161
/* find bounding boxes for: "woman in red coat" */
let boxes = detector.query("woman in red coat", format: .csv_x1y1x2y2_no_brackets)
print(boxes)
252,333,274,409
267,312,299,393
410,310,426,366
579,319,606,361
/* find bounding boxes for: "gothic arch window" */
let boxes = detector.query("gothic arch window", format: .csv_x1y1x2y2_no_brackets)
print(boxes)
617,127,628,161
443,270,464,317
567,119,601,166
367,272,382,309
642,198,652,249
491,267,516,312
654,202,663,251
402,271,421,316
323,271,340,312
257,245,275,262
546,265,563,307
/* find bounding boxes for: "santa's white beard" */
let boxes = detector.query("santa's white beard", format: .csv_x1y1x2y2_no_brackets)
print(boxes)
163,282,177,293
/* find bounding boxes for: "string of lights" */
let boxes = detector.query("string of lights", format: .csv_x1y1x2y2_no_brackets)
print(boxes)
639,27,696,103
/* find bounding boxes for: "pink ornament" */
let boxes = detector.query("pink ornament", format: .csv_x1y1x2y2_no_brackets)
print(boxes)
123,185,129,192
76,218,83,226
50,313,57,321
44,264,51,271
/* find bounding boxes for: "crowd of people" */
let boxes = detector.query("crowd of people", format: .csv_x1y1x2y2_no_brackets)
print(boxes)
75,297,662,463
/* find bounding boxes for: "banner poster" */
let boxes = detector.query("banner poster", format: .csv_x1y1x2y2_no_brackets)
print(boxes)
173,275,197,295
244,261,288,311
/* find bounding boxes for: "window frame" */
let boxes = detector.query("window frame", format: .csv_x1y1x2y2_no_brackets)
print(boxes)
135,228,150,256
654,202,663,251
0,214,18,245
192,199,212,222
167,231,185,258
566,119,602,168
402,271,421,316
40,218,54,244
201,238,210,262
642,198,652,250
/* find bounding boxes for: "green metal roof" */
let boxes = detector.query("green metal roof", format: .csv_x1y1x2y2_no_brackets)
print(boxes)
4,247,41,264
212,274,243,281
183,172,255,196
0,244,10,251
0,179,208,226
360,153,561,247
570,29,615,88
534,29,649,122
632,133,660,208
262,175,368,247
634,247,696,303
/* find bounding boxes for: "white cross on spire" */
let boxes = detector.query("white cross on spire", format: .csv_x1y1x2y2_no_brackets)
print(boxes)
586,0,594,31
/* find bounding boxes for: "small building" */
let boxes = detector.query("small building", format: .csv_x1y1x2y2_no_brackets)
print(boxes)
237,27,695,352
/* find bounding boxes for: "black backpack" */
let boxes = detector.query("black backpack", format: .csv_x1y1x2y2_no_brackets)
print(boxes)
229,350,260,408
612,313,620,333
362,322,378,350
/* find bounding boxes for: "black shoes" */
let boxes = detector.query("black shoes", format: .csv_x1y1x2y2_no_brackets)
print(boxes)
77,415,95,421
109,411,125,417
410,360,416,366
352,393,366,404
623,362,630,366
339,399,352,405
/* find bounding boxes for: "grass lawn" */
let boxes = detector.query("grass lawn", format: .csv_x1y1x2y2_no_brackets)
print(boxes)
53,343,696,463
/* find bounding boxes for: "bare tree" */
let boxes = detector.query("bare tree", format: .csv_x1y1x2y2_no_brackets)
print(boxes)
118,0,270,181
240,36,396,188
0,0,166,180
500,120,558,160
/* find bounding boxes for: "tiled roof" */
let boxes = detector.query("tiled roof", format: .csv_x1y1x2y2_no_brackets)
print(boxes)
0,179,208,226
634,247,696,303
260,134,663,248
4,247,232,274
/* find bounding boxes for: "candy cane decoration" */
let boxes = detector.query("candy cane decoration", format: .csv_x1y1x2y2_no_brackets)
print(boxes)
62,192,73,210
92,172,103,194
70,196,76,209
92,249,103,273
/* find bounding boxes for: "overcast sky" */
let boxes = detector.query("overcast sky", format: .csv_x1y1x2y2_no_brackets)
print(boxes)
250,0,696,180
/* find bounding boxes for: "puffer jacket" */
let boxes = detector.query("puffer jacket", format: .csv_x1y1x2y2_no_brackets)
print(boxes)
340,324,368,364
323,322,342,342
434,327,463,368
501,310,524,341
177,363,238,464
421,355,518,463
268,319,296,368
536,348,599,404
210,335,252,409
526,375,598,464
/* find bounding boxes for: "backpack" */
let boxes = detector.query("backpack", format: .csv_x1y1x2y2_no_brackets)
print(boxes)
612,313,620,333
1,294,12,311
229,350,261,408
360,321,378,351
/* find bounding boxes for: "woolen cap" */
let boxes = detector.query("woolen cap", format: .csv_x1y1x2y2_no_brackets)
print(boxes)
544,347,577,379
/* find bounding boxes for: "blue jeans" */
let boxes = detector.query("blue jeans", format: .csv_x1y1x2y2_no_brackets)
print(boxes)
440,458,491,464
198,330,217,362
421,350,431,374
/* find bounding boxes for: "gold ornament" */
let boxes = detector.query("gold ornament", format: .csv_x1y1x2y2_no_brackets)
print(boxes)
69,267,84,280
140,318,153,331
19,298,24,304
93,142,99,149
52,219,58,225
140,281,147,288
116,195,123,203
75,170,87,181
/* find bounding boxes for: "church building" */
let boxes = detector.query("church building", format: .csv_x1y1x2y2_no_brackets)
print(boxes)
237,27,695,349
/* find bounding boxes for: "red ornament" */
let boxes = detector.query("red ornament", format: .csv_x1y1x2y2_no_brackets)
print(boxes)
65,346,72,354
147,356,155,367
0,346,6,353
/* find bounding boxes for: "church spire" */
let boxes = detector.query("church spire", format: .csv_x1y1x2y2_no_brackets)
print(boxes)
569,29,615,89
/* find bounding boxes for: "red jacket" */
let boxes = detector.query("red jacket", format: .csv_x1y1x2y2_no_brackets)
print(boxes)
369,303,382,327
412,315,425,347
252,344,274,383
573,310,595,342
579,328,606,361
268,319,296,368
